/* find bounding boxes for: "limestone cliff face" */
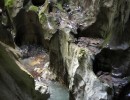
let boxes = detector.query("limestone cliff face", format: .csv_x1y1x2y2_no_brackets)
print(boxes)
39,0,130,48
2,0,130,100
49,28,111,100
58,0,130,49
43,0,130,99
74,0,130,49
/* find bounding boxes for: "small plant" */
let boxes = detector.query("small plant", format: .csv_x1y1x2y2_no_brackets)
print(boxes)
29,5,38,12
4,0,14,8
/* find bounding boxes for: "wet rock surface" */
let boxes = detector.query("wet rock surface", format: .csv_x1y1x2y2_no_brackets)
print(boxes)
77,37,104,54
49,29,110,100
19,45,50,79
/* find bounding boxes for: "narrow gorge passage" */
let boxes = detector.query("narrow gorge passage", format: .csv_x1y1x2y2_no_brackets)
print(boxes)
1,0,130,100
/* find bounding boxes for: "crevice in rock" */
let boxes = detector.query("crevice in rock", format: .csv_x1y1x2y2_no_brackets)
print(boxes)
93,47,130,99
14,9,44,47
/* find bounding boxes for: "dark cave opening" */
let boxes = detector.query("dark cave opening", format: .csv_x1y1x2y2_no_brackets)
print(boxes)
93,47,130,100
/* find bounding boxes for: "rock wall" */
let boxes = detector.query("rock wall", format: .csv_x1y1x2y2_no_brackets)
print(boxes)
14,9,43,46
49,28,111,100
2,0,130,100
0,24,15,48
38,0,119,99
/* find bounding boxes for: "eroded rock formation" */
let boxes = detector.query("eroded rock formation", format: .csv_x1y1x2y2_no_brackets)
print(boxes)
49,28,111,100
1,0,130,100
0,42,49,100
42,0,130,99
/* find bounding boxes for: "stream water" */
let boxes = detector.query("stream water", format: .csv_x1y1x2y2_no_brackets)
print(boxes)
48,81,69,100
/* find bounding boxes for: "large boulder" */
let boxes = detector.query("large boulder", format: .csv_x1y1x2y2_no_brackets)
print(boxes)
0,42,49,100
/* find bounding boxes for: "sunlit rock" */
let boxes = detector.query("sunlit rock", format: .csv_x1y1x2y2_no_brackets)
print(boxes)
49,29,111,100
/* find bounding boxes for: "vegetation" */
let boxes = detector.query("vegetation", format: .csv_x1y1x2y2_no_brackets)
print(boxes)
4,0,14,7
